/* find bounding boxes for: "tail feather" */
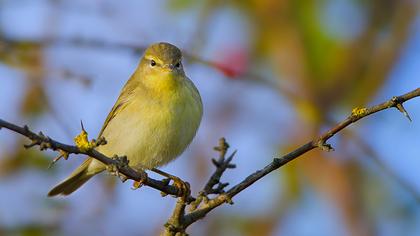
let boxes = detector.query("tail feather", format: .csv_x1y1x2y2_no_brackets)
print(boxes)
48,158,102,197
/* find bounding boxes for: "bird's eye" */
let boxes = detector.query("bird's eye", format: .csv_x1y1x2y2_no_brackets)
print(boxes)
150,60,156,67
175,62,181,68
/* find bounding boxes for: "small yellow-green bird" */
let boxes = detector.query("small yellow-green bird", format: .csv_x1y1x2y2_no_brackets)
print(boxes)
48,42,203,196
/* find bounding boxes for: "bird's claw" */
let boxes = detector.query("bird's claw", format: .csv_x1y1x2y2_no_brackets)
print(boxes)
171,176,191,200
107,155,129,182
131,171,148,190
151,168,190,199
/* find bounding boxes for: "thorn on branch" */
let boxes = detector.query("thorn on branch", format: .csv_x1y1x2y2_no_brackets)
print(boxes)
74,122,97,152
396,104,412,122
48,150,69,169
392,97,412,122
225,150,237,169
80,120,85,131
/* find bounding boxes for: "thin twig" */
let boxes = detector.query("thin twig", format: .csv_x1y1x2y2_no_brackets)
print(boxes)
202,138,236,195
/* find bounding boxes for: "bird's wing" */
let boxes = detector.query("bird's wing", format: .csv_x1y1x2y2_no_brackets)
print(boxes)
97,75,139,138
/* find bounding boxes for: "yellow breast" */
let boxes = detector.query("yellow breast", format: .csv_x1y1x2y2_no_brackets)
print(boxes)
98,75,203,170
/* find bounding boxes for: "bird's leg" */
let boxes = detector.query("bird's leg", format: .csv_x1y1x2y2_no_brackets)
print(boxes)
152,168,190,199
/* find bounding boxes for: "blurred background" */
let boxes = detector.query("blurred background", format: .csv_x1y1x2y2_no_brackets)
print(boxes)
0,0,419,235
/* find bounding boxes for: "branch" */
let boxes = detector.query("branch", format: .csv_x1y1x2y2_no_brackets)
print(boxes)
172,88,420,232
202,138,236,195
0,119,194,201
1,87,419,235
229,89,418,198
163,138,236,235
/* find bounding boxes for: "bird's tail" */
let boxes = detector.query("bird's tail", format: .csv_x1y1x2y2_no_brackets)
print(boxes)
48,158,104,197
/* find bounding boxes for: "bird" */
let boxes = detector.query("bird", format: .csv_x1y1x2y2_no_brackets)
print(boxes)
48,42,203,196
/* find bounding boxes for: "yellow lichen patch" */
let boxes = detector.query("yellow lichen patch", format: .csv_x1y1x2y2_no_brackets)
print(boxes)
351,107,368,117
74,129,95,152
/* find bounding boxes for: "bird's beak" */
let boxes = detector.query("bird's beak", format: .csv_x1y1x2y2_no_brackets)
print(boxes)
168,64,176,70
163,64,178,73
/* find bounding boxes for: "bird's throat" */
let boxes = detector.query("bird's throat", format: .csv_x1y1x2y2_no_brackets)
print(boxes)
146,73,183,96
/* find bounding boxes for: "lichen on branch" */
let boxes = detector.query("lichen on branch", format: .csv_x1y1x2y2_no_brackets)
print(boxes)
74,128,95,152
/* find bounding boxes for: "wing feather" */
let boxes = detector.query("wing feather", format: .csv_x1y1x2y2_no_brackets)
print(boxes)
97,75,140,138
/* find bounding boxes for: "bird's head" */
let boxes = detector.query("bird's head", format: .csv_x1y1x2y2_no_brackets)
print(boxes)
140,42,184,75
136,42,186,92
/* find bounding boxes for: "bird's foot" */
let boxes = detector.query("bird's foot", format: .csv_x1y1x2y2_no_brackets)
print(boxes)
152,168,190,199
172,175,191,200
107,155,129,182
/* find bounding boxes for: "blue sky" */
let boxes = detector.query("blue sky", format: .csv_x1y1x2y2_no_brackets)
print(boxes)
0,1,419,235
